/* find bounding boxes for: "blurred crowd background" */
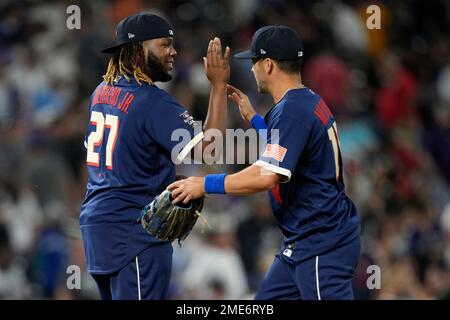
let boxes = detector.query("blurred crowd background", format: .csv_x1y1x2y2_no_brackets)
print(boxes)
0,0,449,300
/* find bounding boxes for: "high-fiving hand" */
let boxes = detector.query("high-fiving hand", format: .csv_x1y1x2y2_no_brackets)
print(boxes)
227,84,256,123
204,37,230,86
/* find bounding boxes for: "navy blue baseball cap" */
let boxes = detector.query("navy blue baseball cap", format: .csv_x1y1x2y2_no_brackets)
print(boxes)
234,25,303,60
101,13,174,54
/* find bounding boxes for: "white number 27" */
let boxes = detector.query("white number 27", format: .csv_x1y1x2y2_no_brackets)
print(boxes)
86,111,119,170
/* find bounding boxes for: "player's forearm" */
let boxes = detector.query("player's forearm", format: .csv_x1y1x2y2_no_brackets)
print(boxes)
199,83,227,160
224,165,279,194
168,165,280,203
203,83,227,136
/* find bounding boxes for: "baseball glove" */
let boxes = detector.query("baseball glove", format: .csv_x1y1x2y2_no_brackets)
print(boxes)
140,188,205,244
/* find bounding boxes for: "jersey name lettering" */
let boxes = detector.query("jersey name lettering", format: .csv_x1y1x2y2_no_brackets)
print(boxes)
92,84,135,114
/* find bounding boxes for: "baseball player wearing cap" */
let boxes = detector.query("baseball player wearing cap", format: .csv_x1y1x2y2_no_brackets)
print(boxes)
80,13,230,300
168,25,361,300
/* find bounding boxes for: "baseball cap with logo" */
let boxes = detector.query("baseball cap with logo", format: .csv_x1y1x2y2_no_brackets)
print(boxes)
101,13,174,54
234,25,303,60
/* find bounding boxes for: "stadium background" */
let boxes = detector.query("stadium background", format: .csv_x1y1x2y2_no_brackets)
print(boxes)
0,0,449,299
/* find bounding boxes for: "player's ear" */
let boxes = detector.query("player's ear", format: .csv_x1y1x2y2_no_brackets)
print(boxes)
264,58,274,75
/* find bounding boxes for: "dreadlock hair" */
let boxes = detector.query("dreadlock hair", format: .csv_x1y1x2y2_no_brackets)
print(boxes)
103,42,153,86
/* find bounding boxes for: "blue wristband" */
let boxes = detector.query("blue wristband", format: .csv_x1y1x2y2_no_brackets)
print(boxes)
250,114,267,131
204,173,227,194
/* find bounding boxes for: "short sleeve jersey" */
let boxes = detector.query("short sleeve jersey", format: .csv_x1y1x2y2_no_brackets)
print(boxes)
255,87,360,262
80,76,203,273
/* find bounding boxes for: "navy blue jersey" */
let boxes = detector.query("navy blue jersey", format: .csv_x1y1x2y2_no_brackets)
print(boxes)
80,76,202,273
254,87,360,263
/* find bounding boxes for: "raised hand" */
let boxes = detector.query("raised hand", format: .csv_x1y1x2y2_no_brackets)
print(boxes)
204,37,230,86
227,84,256,123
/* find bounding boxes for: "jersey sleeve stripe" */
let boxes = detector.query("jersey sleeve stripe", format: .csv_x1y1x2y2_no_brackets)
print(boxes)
254,160,292,183
176,131,204,163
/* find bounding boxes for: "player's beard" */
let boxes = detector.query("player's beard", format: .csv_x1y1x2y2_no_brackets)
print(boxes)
145,51,173,83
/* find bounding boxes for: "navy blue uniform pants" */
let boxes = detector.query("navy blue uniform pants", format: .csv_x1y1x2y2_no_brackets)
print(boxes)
255,237,360,300
91,242,172,300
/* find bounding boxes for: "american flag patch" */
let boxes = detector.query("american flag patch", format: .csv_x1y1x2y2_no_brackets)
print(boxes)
263,144,287,162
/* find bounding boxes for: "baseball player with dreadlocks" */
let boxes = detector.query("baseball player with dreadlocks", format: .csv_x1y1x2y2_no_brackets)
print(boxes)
80,13,229,300
168,25,361,300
